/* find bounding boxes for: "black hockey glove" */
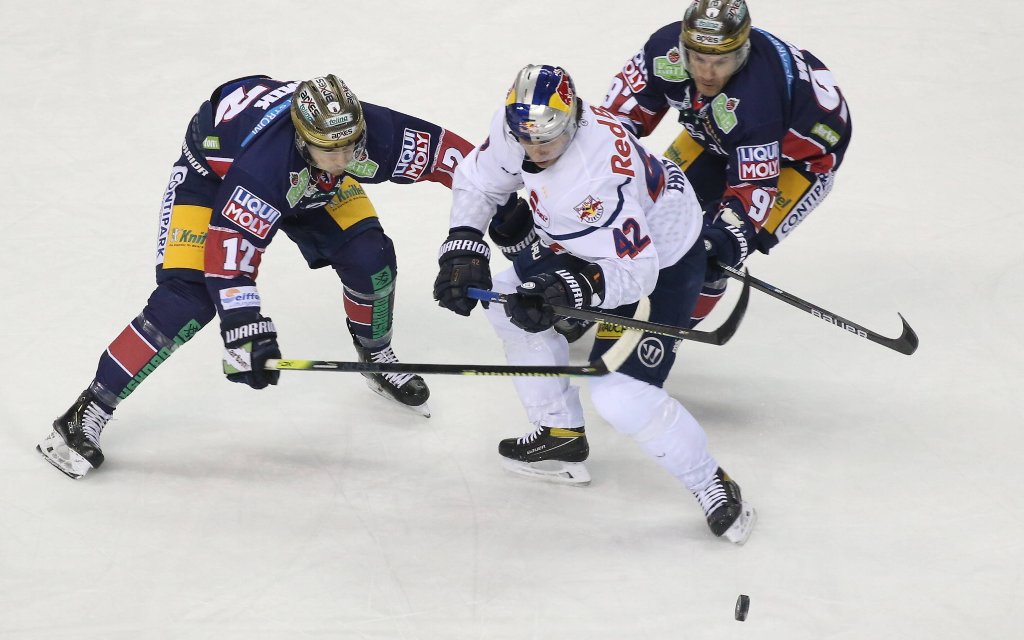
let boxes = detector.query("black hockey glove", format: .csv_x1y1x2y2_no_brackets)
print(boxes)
220,315,281,389
433,227,492,316
488,196,537,261
505,265,604,333
702,206,752,278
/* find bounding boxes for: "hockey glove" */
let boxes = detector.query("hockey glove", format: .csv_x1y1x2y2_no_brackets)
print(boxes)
433,227,492,316
220,315,281,389
488,196,537,261
505,265,604,333
702,206,752,278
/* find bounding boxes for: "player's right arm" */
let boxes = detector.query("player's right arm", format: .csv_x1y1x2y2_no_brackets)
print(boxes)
602,25,685,137
204,170,284,388
434,109,525,316
449,108,526,232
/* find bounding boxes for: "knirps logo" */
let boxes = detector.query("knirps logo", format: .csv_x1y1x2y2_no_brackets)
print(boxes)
392,128,432,181
736,142,780,181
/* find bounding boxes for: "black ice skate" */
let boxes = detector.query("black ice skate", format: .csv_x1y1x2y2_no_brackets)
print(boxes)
692,467,757,544
37,389,112,480
498,425,591,486
348,324,431,418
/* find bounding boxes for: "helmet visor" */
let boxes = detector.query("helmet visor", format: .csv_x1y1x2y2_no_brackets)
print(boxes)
302,131,366,174
506,103,573,144
519,131,573,166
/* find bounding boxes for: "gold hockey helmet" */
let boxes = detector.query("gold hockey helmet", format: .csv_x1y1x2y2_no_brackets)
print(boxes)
290,74,365,149
681,0,752,55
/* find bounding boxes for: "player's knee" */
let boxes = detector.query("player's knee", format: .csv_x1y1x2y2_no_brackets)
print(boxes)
330,228,399,302
589,373,669,435
144,279,216,335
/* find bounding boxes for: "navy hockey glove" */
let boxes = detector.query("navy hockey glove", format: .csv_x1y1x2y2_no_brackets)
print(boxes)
488,196,537,261
505,265,604,333
434,227,492,316
703,206,752,277
220,315,281,389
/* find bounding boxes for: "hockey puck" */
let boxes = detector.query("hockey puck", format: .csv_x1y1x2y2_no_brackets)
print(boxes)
734,594,750,621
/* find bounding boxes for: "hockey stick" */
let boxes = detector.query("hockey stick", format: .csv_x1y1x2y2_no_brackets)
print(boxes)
264,298,650,378
467,269,749,346
717,263,919,355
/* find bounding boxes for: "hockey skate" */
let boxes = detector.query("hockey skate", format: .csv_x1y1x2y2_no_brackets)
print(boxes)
37,389,112,480
498,425,591,486
348,324,431,418
692,467,757,544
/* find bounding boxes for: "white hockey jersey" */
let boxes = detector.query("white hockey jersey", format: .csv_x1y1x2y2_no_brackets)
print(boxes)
450,100,702,309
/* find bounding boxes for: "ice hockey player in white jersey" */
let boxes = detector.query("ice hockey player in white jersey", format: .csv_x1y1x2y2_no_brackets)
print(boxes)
432,64,755,543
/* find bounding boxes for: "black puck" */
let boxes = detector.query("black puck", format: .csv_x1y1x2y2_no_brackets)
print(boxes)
735,594,750,621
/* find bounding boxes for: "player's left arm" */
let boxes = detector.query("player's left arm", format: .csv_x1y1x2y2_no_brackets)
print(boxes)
705,122,786,267
378,109,472,189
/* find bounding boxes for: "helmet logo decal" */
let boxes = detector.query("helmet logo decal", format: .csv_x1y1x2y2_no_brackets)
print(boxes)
553,71,574,111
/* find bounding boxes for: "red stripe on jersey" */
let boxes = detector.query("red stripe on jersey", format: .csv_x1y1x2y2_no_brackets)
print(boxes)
206,157,233,178
783,130,836,173
343,293,373,326
107,323,157,375
423,129,474,189
604,72,667,137
205,226,263,280
721,183,778,233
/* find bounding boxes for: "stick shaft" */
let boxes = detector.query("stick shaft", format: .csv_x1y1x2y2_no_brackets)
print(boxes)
718,264,918,355
467,274,749,347
265,359,609,377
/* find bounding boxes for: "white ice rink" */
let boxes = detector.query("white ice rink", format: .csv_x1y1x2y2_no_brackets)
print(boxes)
1,1,1021,638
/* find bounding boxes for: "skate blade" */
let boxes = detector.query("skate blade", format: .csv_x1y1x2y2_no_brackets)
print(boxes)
722,501,757,545
36,431,92,480
499,456,591,486
363,378,431,418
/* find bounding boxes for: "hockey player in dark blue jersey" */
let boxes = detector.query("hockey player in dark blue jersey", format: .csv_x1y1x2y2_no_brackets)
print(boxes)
601,0,852,325
487,0,853,342
38,74,479,479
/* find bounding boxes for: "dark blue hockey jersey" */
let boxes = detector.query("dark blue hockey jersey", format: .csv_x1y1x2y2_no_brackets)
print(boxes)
603,25,851,243
184,76,471,317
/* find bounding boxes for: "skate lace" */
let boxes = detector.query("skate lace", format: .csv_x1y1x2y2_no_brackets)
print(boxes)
369,346,415,388
80,403,111,446
693,478,729,517
516,426,547,445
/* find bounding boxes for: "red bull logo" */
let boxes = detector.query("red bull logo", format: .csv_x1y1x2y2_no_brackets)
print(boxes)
553,69,574,110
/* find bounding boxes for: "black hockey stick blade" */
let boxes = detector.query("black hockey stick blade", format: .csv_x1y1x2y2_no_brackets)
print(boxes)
719,264,919,355
467,273,748,346
264,298,649,378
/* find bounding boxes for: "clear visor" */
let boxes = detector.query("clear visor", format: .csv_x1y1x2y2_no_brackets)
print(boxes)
681,42,749,76
519,129,573,166
303,132,365,173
